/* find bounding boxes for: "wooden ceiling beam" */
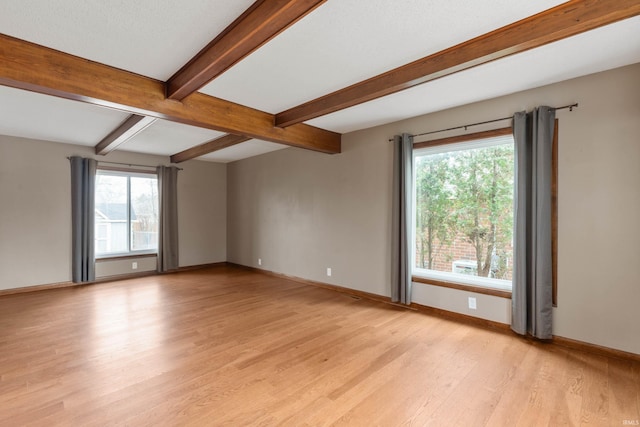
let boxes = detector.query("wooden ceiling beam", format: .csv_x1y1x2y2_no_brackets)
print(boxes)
95,115,156,155
167,0,326,100
171,134,251,163
0,34,341,154
275,0,640,127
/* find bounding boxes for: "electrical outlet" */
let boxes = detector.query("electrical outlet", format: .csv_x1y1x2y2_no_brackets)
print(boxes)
468,297,477,310
327,267,332,277
132,262,138,270
258,258,262,266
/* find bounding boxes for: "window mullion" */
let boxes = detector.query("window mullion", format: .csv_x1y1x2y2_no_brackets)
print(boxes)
95,170,159,258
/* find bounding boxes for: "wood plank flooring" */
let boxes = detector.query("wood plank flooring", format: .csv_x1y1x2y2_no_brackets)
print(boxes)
0,265,638,426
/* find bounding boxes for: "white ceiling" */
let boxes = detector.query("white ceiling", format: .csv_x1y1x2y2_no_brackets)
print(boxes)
307,15,640,134
119,120,225,157
0,85,129,146
0,1,639,163
200,0,567,112
0,0,256,81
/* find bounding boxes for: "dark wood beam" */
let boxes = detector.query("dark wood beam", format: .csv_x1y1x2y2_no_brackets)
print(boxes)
95,115,156,155
0,34,340,154
170,134,251,163
275,0,640,127
167,0,326,100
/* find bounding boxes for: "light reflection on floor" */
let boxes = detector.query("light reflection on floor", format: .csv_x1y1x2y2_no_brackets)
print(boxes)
85,281,173,397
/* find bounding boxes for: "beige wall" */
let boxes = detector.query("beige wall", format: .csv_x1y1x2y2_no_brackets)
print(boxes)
227,129,392,296
0,136,227,289
1,64,637,354
227,63,640,354
95,256,157,278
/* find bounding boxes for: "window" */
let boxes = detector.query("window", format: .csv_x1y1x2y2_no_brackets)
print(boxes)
95,169,159,257
412,130,514,292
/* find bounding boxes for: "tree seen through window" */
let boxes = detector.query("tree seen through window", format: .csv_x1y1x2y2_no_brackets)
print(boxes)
414,137,514,282
95,171,159,256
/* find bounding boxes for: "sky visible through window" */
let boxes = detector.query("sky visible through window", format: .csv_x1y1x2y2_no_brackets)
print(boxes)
95,172,158,256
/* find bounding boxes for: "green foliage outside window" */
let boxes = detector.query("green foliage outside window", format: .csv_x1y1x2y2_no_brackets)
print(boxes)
415,141,514,280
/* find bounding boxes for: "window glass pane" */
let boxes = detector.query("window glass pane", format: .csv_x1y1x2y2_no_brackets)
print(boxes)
130,176,159,252
95,174,128,255
414,139,514,286
95,171,158,257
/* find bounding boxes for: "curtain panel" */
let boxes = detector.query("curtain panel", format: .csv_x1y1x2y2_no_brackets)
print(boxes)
391,133,413,305
512,106,555,339
70,156,97,283
157,166,179,272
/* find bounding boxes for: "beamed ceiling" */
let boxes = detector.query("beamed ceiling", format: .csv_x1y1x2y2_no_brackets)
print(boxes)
1,0,639,163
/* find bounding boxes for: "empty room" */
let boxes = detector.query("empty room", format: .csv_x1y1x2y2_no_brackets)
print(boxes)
1,0,639,425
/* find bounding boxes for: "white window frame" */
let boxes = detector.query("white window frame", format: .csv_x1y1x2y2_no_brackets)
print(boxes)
412,134,515,292
95,169,159,259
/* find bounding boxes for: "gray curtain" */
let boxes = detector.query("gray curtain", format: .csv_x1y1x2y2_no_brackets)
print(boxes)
70,156,97,283
391,133,413,304
157,166,179,272
512,106,555,339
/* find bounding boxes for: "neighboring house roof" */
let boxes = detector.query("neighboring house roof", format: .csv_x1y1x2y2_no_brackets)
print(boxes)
95,203,136,221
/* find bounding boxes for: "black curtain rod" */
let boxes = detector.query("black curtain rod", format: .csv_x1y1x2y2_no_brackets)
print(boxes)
66,158,183,170
388,103,578,142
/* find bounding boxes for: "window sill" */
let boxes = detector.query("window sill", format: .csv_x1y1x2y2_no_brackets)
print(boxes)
96,253,158,262
412,275,512,299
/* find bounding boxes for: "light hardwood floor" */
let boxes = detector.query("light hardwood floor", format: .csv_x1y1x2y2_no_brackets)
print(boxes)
0,265,638,426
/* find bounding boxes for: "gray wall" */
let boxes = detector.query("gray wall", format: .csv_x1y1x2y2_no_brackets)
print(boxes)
0,137,227,289
227,63,640,355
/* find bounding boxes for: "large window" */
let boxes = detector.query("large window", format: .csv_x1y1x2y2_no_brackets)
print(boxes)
413,132,514,291
95,170,159,257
